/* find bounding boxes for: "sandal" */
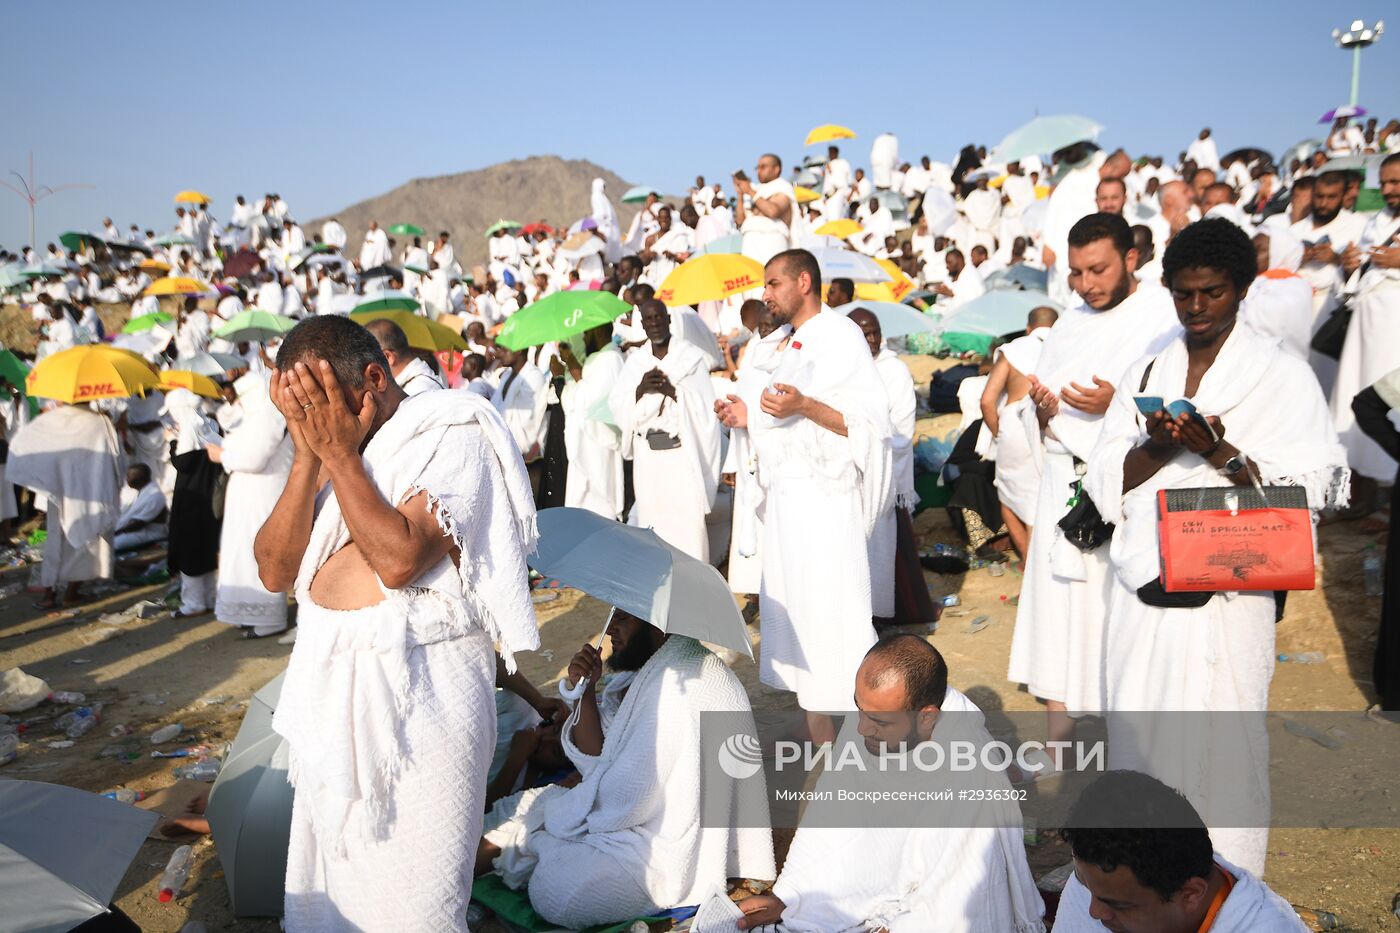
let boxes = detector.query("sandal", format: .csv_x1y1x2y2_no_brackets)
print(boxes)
241,628,284,640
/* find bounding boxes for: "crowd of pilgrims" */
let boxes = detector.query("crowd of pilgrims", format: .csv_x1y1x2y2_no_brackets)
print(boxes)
0,114,1397,931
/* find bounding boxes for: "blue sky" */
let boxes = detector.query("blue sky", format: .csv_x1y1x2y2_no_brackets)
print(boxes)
2,0,1395,247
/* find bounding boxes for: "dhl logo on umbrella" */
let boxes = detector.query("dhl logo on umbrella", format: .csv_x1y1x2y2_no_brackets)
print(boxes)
724,274,756,291
76,383,118,399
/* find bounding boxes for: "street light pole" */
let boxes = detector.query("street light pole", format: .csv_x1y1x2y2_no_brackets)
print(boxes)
1333,19,1384,108
0,152,92,248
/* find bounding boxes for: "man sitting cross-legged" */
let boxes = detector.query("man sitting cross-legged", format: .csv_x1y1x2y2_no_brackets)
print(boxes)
736,635,1046,932
477,607,775,928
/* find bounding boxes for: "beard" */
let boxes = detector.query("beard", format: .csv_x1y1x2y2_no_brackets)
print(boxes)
607,633,660,672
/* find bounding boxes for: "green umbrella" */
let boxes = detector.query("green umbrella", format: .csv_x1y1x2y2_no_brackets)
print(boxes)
351,290,419,314
153,232,196,247
213,309,298,343
121,311,175,334
0,350,37,418
58,231,103,253
388,223,425,237
403,263,429,275
496,290,630,350
483,219,522,238
621,185,658,204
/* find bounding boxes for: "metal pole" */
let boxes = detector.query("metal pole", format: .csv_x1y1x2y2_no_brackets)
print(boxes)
1351,43,1362,107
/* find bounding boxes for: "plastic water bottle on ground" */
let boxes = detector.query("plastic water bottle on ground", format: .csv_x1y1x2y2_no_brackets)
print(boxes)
102,789,147,804
158,845,193,902
939,594,961,607
173,758,222,781
53,703,102,733
150,723,183,744
65,704,103,739
1277,652,1325,664
0,732,17,766
48,691,86,704
1363,545,1384,597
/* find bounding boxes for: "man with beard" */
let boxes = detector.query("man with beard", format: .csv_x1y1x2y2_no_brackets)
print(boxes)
608,298,721,560
1290,170,1366,394
1007,213,1178,758
477,607,775,929
735,636,1045,932
715,249,893,743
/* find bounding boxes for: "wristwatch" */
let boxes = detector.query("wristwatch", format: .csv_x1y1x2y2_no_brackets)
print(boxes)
1219,454,1246,476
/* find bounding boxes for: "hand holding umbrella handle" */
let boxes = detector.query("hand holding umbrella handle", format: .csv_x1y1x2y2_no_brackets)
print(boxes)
558,609,613,703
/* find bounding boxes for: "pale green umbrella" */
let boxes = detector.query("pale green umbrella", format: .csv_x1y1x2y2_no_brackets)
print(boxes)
351,289,419,314
621,185,658,204
387,223,425,237
990,114,1103,162
483,219,522,237
213,309,298,343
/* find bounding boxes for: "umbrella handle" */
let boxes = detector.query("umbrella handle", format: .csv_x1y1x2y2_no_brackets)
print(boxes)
557,608,614,703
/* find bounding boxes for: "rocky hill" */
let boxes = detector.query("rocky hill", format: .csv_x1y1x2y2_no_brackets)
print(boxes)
308,156,642,268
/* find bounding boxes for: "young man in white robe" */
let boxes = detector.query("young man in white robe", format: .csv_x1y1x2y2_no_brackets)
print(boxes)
364,319,444,397
979,306,1058,559
9,403,124,608
934,248,987,310
1329,153,1400,482
1083,219,1348,875
1185,127,1221,173
639,205,695,288
737,154,798,268
735,636,1045,933
479,607,774,929
1239,226,1313,361
113,463,167,551
491,346,549,461
358,221,392,270
1289,170,1366,394
207,373,294,638
560,324,625,520
848,309,917,622
609,299,722,562
256,316,540,933
1054,771,1307,932
716,250,893,742
1008,213,1179,750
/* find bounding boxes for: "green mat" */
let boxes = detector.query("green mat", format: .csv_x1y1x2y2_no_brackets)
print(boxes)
470,874,674,933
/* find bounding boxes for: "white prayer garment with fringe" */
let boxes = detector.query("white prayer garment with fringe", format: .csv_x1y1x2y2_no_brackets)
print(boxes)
273,390,539,932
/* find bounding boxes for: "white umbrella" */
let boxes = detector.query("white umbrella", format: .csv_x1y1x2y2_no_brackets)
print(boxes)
113,328,173,359
529,508,752,698
808,248,893,284
176,351,247,379
0,781,158,932
831,300,939,338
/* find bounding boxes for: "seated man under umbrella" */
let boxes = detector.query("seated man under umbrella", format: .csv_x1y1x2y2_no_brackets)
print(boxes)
475,526,775,929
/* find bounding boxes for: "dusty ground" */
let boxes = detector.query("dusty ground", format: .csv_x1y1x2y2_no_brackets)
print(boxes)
0,353,1395,931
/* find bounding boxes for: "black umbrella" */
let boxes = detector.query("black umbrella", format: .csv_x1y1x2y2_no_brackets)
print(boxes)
359,263,403,281
1221,147,1272,166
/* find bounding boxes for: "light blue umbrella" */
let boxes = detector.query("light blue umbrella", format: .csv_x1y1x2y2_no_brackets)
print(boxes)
831,300,938,338
991,114,1103,163
1280,138,1322,169
20,263,67,279
809,248,892,283
0,780,158,932
984,265,1049,292
621,185,659,204
153,232,196,247
0,263,27,288
699,232,743,255
792,169,821,187
938,289,1058,338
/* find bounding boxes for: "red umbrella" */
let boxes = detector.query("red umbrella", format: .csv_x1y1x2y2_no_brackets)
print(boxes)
522,222,554,236
222,249,261,279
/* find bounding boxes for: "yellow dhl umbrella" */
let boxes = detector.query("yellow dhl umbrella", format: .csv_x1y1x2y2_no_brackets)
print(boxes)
158,369,222,399
27,345,160,403
793,185,821,204
805,124,857,146
349,309,468,353
144,276,206,297
138,258,171,273
174,190,211,205
656,254,765,307
854,259,915,303
814,218,864,239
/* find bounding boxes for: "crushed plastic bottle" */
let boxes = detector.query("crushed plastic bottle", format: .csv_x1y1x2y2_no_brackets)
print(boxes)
102,789,147,804
939,594,961,608
1363,545,1384,598
1277,652,1325,664
0,732,17,766
157,845,193,902
152,744,215,760
53,703,102,734
64,703,103,739
173,758,222,782
47,691,86,705
150,723,184,745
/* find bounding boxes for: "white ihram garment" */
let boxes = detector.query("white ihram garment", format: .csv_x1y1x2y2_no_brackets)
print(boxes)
1006,286,1179,711
742,310,893,710
868,348,916,618
992,330,1050,523
561,344,625,520
275,391,539,932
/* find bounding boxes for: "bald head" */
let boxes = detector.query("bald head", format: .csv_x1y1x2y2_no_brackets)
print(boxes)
847,307,882,358
363,318,412,376
1027,306,1058,330
859,634,949,712
1159,180,1195,215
